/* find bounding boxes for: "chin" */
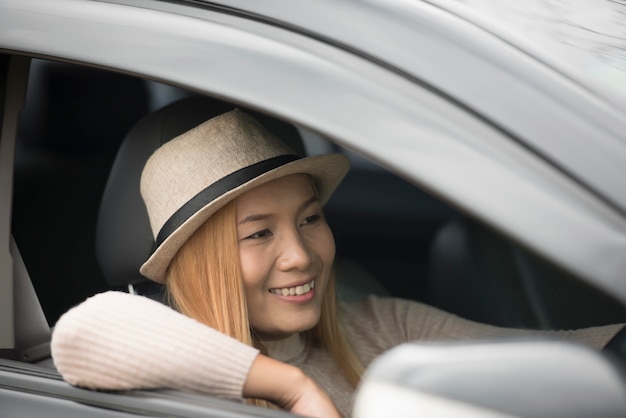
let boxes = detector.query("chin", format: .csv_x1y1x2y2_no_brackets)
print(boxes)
285,315,321,334
261,313,322,337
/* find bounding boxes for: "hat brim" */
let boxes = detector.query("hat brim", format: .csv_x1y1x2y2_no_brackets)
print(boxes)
140,153,349,283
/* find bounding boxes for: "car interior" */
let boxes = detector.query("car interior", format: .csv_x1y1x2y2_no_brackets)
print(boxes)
5,57,626,373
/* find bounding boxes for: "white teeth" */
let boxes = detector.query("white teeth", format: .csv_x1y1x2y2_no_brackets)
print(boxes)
271,280,315,296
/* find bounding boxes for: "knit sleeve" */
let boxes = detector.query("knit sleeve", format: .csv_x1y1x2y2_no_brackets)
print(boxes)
394,297,622,349
343,296,623,359
51,291,259,399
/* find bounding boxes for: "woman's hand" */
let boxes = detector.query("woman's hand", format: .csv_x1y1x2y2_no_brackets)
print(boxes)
243,354,342,418
279,370,342,418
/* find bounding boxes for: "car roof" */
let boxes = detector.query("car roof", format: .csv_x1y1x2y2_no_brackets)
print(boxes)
437,0,626,108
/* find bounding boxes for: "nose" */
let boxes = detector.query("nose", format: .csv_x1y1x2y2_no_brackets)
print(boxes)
276,228,313,272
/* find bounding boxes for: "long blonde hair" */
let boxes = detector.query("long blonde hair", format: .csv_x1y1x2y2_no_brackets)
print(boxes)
166,198,363,406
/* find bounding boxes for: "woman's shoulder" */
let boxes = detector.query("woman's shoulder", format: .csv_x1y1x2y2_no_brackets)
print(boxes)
340,294,440,322
339,294,484,345
339,295,447,361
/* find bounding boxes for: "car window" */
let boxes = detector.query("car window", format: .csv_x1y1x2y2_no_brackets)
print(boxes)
9,58,624,333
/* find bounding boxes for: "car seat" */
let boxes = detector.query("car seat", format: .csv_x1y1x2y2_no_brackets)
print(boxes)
95,95,386,301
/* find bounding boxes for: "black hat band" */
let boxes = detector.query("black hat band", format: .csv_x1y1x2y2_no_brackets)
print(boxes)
155,154,300,248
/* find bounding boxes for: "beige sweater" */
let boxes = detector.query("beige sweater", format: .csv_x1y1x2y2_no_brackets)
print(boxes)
51,291,622,417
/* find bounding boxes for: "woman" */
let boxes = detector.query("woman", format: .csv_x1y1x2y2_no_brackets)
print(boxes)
51,109,623,418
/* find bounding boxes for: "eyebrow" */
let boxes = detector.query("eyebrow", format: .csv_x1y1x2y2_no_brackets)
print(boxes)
237,195,319,226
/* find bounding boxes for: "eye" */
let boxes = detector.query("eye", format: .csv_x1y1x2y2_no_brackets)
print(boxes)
301,214,321,226
245,229,273,240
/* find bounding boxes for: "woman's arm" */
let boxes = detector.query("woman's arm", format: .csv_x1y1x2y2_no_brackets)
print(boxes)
395,297,624,349
343,296,623,355
244,355,341,418
51,291,258,398
51,290,340,418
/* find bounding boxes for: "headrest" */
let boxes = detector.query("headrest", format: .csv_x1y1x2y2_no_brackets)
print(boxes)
95,96,305,288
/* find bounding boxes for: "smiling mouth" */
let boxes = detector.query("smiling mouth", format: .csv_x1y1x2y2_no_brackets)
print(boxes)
269,280,315,296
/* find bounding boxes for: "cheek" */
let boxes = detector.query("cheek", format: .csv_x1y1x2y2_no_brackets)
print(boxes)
315,224,336,267
239,248,268,290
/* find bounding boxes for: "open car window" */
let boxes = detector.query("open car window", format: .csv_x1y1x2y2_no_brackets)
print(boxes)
8,58,625,335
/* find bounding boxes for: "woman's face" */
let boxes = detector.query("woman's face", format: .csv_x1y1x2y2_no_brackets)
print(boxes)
236,174,335,339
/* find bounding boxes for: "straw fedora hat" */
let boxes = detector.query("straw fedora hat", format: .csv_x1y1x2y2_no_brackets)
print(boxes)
139,109,349,283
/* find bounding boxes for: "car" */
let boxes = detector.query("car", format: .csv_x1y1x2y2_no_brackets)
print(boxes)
1,0,625,416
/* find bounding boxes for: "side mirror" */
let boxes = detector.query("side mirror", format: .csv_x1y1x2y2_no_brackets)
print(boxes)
353,339,626,418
